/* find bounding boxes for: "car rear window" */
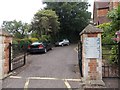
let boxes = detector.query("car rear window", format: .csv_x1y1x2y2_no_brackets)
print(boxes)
31,42,41,45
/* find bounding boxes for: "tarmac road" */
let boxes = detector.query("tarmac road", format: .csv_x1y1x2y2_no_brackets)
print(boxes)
3,44,82,89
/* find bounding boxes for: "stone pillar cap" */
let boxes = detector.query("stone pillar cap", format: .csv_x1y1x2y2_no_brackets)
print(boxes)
80,24,103,35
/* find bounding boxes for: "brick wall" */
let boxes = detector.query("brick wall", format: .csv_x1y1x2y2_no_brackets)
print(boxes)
97,9,108,17
113,2,119,8
88,59,98,80
0,29,12,79
93,1,119,25
3,36,12,75
110,1,119,10
95,8,110,24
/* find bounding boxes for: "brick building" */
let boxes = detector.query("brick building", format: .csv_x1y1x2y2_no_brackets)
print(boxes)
93,1,119,25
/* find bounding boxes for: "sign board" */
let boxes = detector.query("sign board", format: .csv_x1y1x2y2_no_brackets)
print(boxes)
84,37,100,58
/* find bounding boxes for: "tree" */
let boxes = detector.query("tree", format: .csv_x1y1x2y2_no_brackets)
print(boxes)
97,4,120,44
44,2,91,42
97,22,115,44
97,5,120,64
31,9,60,42
107,4,120,31
2,20,30,39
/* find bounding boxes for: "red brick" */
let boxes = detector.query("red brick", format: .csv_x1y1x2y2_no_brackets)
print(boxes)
3,37,11,74
87,34,97,37
90,67,96,71
97,9,108,17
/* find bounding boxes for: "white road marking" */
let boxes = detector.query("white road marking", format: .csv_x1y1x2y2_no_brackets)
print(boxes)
8,75,82,89
24,79,30,89
10,76,22,79
74,47,78,53
63,79,81,82
64,80,72,90
10,76,81,82
28,77,59,80
28,76,81,82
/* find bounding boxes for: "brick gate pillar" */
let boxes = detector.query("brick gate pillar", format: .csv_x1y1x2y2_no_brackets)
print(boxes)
80,24,104,87
0,29,12,79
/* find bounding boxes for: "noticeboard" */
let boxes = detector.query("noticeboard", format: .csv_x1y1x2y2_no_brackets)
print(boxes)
84,37,100,59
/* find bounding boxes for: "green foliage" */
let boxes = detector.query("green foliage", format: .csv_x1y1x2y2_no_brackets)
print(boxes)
12,39,19,44
39,35,51,42
109,45,118,64
97,23,116,44
13,39,31,44
107,9,118,20
2,20,30,39
12,39,31,51
102,45,118,64
31,9,60,42
107,4,120,31
97,5,120,64
28,38,39,43
97,23,118,64
107,5,120,64
44,2,91,42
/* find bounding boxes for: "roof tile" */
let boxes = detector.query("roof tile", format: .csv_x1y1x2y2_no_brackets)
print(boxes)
80,24,103,35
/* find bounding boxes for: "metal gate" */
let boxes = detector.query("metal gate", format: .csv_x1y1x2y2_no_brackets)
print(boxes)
102,43,120,78
9,43,28,72
78,41,83,77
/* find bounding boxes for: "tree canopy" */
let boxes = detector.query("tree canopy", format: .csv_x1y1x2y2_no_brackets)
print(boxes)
97,4,120,44
44,2,91,42
107,4,120,31
31,9,60,42
1,2,91,43
2,20,30,39
97,4,120,64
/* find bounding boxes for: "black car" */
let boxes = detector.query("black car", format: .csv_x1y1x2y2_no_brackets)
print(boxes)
28,41,52,53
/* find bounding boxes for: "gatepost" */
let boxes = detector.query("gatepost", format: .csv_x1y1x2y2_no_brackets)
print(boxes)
0,29,12,89
80,24,105,88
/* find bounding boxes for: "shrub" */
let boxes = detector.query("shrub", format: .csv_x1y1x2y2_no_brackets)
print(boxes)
97,23,118,64
28,38,39,43
13,38,31,45
12,40,19,44
39,35,51,42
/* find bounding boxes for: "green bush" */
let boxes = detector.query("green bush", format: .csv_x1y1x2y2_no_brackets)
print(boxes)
97,23,118,64
39,35,51,42
12,39,31,50
12,40,19,44
13,38,31,45
28,38,39,43
109,45,118,64
97,23,115,44
12,36,51,47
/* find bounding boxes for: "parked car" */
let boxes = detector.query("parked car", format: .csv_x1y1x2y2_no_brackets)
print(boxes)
27,41,52,53
55,39,70,46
